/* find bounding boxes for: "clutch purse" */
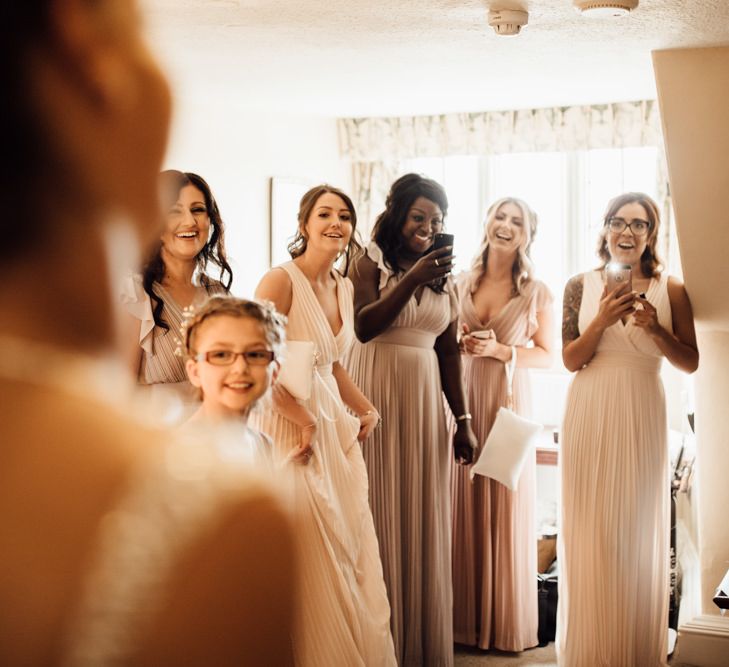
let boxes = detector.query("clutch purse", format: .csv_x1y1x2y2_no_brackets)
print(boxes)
470,345,542,491
277,339,316,401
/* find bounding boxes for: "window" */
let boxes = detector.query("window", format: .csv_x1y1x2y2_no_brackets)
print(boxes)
402,146,666,426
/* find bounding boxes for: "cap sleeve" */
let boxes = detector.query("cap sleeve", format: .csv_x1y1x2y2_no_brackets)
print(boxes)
526,279,554,340
365,241,395,292
120,273,155,355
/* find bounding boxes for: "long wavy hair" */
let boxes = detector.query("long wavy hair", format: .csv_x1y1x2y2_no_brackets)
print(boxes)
143,170,233,330
371,173,449,281
287,184,361,276
469,197,537,296
596,192,663,278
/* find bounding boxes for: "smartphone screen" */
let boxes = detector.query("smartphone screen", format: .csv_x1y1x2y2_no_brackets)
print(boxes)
606,263,632,294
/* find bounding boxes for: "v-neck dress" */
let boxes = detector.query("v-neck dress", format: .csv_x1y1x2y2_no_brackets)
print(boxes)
557,270,672,667
345,242,458,667
251,261,396,667
122,275,224,424
450,274,552,651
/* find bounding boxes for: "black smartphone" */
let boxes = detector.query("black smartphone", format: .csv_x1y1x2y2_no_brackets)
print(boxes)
432,232,454,251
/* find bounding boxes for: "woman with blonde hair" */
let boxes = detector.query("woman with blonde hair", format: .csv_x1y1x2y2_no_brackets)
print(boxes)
452,197,554,651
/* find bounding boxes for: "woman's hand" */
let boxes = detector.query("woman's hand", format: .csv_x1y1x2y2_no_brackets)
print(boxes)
273,384,317,465
405,246,454,287
460,324,505,359
357,410,380,441
453,421,477,465
284,423,315,466
633,295,663,337
595,286,635,329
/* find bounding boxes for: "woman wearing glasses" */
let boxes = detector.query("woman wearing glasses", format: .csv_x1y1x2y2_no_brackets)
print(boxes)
254,185,396,666
557,193,698,666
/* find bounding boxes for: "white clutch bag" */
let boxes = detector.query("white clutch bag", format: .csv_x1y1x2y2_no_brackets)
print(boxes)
277,340,316,401
470,346,542,491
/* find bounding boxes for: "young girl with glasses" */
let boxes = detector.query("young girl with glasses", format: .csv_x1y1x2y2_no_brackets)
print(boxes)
181,296,308,464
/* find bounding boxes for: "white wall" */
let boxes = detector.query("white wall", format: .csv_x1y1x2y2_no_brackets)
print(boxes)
163,99,348,296
653,45,729,665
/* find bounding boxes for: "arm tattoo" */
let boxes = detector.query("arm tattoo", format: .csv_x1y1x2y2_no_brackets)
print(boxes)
562,275,584,345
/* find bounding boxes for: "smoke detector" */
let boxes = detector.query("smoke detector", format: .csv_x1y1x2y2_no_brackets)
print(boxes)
488,9,529,35
573,1,639,17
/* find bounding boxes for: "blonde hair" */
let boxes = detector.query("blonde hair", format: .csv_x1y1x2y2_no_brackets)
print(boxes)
470,197,538,295
182,296,286,360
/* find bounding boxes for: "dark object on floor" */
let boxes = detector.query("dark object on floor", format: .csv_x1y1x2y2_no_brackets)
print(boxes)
537,560,558,646
713,568,729,610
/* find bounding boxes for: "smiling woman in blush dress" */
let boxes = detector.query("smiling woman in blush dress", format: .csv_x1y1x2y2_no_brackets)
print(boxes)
346,173,477,666
123,170,232,422
452,197,553,653
557,192,698,667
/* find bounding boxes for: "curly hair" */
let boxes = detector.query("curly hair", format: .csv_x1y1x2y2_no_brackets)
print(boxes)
371,173,449,284
181,296,286,361
596,192,663,278
469,197,538,296
143,171,233,330
287,184,361,276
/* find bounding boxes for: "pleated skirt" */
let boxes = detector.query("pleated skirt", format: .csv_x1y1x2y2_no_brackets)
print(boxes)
557,353,669,667
348,339,454,667
451,356,538,651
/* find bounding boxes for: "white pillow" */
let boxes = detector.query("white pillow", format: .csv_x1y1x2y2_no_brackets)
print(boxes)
277,340,315,401
470,407,542,491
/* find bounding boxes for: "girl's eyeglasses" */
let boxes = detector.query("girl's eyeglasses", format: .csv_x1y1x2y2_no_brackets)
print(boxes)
195,349,275,366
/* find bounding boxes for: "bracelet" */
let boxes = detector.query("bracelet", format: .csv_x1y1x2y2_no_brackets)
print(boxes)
455,413,472,422
361,410,382,427
301,422,317,431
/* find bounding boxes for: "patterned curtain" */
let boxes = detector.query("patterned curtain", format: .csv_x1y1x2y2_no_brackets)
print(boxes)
338,100,670,259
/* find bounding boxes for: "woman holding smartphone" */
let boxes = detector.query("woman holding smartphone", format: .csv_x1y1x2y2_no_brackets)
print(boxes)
558,192,698,666
347,173,477,666
452,197,553,652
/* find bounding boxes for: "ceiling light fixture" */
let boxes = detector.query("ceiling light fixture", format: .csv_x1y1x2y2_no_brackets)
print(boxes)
487,8,529,35
573,0,639,17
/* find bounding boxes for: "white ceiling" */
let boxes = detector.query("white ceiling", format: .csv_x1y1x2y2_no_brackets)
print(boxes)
142,0,729,118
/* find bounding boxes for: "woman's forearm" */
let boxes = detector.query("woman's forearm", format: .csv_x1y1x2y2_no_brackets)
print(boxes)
331,362,376,416
562,319,606,372
651,327,699,373
355,272,419,342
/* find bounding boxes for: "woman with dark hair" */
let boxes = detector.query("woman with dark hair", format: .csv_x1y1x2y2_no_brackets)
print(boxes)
451,197,553,652
0,1,293,665
557,192,698,666
254,185,396,666
124,169,233,422
346,173,477,666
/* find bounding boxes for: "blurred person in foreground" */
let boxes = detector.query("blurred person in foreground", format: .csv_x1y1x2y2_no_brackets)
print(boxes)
0,1,295,665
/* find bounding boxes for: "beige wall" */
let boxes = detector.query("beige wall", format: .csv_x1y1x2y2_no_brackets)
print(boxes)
163,101,348,296
653,46,729,619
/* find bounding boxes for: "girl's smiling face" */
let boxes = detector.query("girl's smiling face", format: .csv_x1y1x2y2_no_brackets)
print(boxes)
186,315,276,418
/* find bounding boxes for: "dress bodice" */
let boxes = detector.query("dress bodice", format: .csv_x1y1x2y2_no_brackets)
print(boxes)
366,242,457,338
579,270,672,359
279,261,354,367
456,272,552,347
